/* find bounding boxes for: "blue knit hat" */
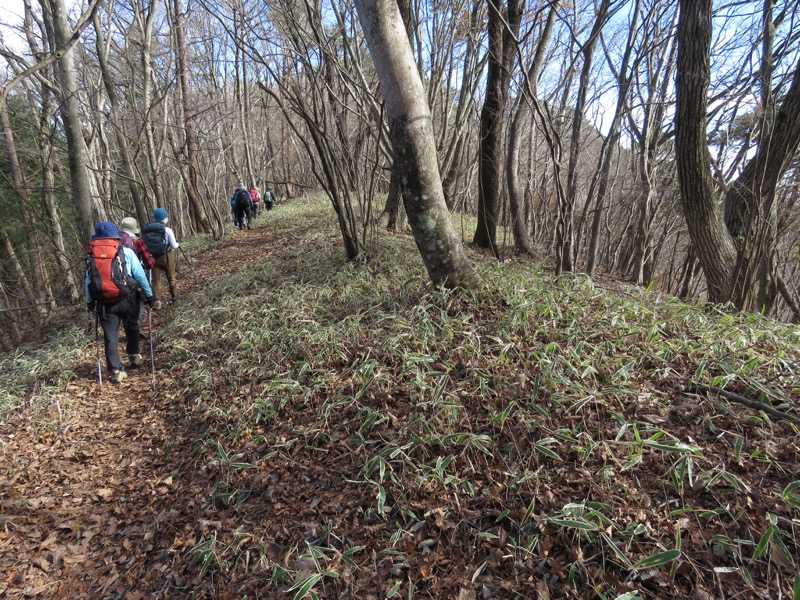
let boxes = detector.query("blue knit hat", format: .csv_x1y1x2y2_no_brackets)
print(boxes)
153,208,168,221
92,221,121,240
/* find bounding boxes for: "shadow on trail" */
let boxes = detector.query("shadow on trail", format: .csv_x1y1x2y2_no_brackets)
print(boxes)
0,221,289,598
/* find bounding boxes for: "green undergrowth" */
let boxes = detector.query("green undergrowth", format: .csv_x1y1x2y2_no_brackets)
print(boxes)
158,197,799,598
3,195,800,597
0,223,234,420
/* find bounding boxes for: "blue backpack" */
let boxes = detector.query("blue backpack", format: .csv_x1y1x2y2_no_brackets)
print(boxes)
143,221,169,256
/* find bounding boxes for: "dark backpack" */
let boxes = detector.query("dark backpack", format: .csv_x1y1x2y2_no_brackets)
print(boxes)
235,188,251,209
143,221,169,256
86,239,135,304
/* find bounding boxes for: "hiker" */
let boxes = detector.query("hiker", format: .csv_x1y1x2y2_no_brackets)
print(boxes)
250,186,261,219
231,183,253,230
143,208,180,309
86,222,154,384
119,217,155,271
263,186,276,211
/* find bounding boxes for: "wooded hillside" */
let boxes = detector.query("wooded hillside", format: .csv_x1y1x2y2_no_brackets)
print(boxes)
2,0,800,348
1,197,798,599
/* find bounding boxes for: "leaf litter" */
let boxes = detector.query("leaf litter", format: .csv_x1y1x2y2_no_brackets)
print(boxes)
0,197,799,599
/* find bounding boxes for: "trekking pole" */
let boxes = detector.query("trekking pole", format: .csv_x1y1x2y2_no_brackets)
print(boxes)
178,245,198,277
95,308,102,385
148,304,155,389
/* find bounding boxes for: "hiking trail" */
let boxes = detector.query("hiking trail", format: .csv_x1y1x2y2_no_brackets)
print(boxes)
0,224,281,599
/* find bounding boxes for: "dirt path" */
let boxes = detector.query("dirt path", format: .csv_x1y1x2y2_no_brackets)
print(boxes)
0,224,276,599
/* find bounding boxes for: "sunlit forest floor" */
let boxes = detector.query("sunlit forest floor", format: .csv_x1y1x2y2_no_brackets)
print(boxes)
1,195,799,599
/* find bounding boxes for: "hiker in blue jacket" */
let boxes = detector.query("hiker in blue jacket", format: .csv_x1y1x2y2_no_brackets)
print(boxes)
231,182,254,230
86,222,154,384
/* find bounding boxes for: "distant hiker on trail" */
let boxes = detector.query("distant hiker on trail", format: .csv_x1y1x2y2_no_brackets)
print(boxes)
144,208,180,309
86,222,154,384
250,186,261,219
119,217,155,271
232,183,253,230
263,186,276,211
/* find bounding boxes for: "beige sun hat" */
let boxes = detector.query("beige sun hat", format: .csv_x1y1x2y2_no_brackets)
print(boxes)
119,216,141,235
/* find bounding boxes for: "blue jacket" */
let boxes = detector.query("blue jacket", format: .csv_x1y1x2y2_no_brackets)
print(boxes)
231,188,254,209
85,245,153,301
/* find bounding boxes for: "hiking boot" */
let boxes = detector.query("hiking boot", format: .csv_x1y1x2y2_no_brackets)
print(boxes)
153,300,163,310
129,354,144,367
110,369,127,384
171,293,181,303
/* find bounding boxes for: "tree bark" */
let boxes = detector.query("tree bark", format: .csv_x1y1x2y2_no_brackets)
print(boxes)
506,0,560,256
676,0,800,309
43,0,101,245
355,0,480,289
561,0,615,274
675,0,738,302
93,12,148,225
473,0,522,257
173,0,211,233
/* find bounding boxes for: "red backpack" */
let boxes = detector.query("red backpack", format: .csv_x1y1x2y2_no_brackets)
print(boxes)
86,239,135,303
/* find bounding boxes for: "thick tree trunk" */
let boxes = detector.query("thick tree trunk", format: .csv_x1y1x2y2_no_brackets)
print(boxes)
675,0,737,302
355,0,480,289
723,63,800,310
676,0,800,309
45,0,96,244
473,0,522,257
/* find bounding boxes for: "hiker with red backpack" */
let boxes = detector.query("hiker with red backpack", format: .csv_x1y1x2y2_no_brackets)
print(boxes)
86,222,154,384
250,186,261,219
143,208,180,309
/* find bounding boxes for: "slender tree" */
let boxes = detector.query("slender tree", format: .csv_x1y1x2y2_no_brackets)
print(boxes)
355,0,481,288
473,0,523,257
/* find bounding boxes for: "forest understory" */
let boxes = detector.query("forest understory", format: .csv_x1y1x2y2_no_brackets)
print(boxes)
1,197,799,600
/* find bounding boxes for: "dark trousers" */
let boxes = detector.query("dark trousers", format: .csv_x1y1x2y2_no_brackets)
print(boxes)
253,202,260,218
99,297,142,372
235,205,252,229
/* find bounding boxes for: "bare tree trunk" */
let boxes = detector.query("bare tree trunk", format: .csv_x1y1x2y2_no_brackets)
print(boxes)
0,88,52,313
0,228,35,305
473,0,523,257
675,0,737,301
506,1,560,256
586,0,640,276
236,8,255,187
378,170,406,231
561,0,615,273
93,12,148,225
138,0,165,210
355,0,480,289
676,0,800,308
173,0,211,232
44,0,99,244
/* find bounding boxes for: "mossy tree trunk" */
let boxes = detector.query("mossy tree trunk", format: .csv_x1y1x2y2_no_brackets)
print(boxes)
354,0,480,289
